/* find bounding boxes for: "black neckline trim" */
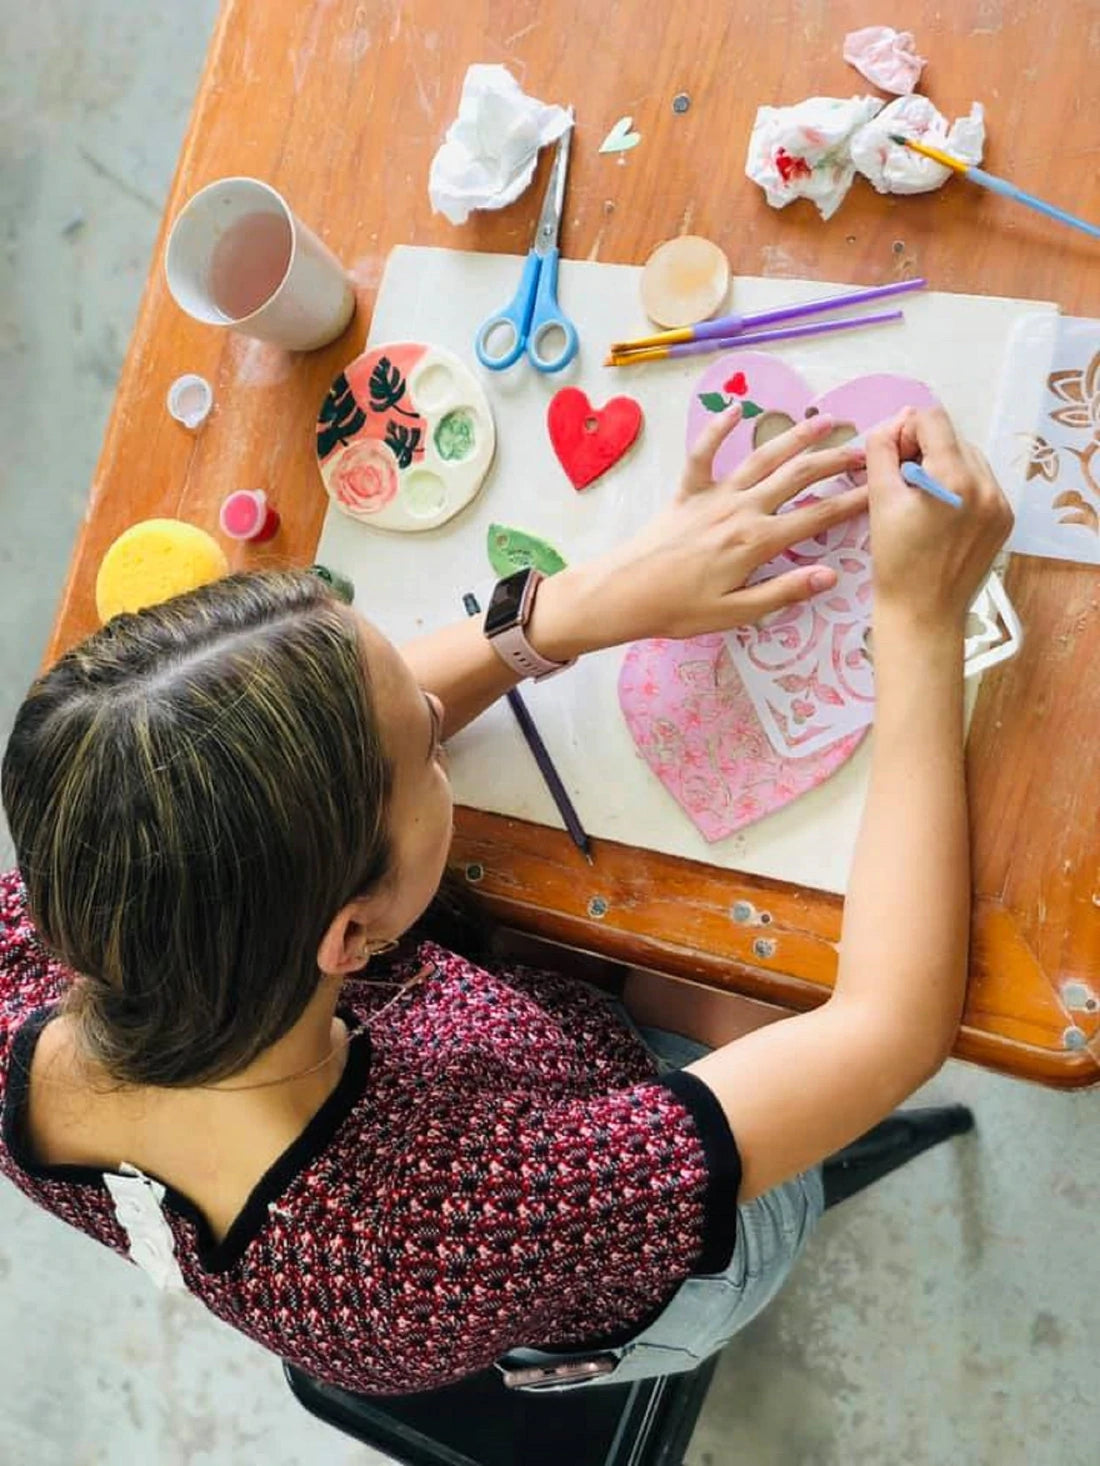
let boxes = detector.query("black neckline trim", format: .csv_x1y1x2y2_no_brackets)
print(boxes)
3,1002,376,1274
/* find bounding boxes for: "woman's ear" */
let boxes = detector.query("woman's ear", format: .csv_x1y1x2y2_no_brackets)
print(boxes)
317,895,394,976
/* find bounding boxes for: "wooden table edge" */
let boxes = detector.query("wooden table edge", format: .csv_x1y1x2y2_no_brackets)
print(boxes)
450,808,1097,1089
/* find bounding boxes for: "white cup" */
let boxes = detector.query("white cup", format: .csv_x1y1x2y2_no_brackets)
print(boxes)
165,177,355,351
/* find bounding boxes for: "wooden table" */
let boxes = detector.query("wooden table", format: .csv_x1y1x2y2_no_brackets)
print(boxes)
45,0,1100,1086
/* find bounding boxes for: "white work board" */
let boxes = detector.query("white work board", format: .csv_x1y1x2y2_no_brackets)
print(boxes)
315,245,1055,895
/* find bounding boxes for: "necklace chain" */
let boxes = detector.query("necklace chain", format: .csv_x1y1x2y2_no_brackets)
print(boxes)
197,961,434,1093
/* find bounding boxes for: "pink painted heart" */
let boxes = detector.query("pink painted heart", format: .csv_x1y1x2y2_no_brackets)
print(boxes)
617,352,936,839
691,352,938,761
619,634,865,842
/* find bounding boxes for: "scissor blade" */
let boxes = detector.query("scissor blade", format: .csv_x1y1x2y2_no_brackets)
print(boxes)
534,114,574,255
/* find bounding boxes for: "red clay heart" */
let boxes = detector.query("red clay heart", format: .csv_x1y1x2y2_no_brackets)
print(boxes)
548,387,643,490
724,371,748,396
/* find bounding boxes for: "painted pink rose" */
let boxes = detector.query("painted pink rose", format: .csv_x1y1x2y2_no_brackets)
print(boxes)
328,439,398,517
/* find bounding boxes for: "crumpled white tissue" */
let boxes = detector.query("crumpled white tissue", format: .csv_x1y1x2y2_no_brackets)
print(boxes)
429,64,571,226
843,26,927,95
851,95,985,195
745,95,884,220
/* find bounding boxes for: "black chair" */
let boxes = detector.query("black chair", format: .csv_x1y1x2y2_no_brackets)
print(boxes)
285,1105,973,1466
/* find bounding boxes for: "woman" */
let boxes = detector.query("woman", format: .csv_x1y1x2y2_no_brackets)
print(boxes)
0,405,1009,1396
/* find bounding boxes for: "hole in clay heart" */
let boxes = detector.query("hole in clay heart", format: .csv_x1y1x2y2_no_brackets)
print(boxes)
807,422,859,452
752,411,797,448
584,416,599,433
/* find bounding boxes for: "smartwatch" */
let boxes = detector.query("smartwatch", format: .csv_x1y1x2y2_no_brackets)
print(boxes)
483,569,575,681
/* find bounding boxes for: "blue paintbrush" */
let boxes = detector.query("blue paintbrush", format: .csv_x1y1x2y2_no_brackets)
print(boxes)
891,134,1100,241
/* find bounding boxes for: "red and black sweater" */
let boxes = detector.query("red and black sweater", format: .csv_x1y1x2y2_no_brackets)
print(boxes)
0,871,740,1395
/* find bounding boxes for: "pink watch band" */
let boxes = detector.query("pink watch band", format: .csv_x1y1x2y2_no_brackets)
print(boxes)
485,572,575,681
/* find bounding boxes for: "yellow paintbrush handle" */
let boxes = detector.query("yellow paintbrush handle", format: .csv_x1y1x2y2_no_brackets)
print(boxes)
898,135,968,173
608,327,693,353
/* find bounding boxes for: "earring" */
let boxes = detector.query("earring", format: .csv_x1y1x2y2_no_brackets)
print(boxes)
360,937,400,963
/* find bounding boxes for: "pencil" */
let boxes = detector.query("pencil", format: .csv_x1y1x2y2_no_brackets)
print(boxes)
463,593,593,863
891,134,1100,241
605,308,904,366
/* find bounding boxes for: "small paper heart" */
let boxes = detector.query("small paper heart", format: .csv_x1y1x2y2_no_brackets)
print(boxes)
599,116,642,154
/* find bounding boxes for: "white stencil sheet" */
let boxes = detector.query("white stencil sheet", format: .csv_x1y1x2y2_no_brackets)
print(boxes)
989,313,1100,565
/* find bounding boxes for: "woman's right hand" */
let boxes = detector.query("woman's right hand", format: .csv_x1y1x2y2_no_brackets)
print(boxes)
865,407,1014,634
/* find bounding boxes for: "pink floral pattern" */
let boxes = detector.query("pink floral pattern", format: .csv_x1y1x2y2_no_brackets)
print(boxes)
618,355,940,838
619,635,864,842
326,439,398,517
687,355,937,759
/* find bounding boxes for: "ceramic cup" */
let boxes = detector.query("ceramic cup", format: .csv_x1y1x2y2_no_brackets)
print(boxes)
165,177,355,351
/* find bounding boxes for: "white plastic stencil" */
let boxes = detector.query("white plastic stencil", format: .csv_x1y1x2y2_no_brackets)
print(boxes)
723,486,875,760
989,313,1100,565
965,572,1023,676
726,541,1021,761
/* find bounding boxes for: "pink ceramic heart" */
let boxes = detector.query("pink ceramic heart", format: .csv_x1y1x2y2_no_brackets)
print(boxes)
692,353,938,760
686,351,938,483
618,634,865,842
618,352,935,839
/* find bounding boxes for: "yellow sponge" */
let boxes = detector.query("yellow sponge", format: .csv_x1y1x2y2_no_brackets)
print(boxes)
95,519,229,623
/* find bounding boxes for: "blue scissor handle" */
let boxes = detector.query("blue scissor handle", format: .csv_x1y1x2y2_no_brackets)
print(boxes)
475,251,540,371
526,249,579,374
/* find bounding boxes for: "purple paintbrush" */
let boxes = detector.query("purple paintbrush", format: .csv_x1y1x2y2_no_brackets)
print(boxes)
606,307,904,365
608,276,927,356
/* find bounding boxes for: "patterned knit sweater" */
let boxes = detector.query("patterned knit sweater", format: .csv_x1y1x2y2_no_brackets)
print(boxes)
0,870,740,1395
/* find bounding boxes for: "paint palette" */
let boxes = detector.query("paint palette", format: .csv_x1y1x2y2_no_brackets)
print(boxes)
316,343,496,533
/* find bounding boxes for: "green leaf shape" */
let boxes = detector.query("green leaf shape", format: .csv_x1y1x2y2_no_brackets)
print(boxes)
740,400,763,418
369,356,407,413
487,524,568,579
698,392,730,413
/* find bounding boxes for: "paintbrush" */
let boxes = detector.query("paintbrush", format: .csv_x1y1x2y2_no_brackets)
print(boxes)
890,134,1100,241
609,277,927,356
605,308,904,366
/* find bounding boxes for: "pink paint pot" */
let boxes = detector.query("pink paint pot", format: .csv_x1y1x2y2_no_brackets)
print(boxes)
218,490,281,543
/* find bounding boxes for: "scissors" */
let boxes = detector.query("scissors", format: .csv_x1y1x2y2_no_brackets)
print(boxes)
474,119,580,374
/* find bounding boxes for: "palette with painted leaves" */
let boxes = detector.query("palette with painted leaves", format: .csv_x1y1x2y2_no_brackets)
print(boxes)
316,342,496,533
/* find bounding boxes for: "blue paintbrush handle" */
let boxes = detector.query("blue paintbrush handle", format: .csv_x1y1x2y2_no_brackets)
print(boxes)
901,461,963,510
967,166,1100,241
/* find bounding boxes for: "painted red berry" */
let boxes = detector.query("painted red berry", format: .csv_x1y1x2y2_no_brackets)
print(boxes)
723,372,748,396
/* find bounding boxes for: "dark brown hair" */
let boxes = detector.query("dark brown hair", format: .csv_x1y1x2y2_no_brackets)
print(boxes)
1,570,392,1087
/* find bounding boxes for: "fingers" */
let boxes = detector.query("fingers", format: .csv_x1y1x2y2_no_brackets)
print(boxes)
748,442,867,514
908,404,961,463
762,483,869,551
722,565,838,625
865,411,906,495
722,412,844,493
681,405,743,497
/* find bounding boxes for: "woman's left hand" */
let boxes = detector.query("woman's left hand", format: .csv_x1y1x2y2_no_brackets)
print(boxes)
530,405,869,659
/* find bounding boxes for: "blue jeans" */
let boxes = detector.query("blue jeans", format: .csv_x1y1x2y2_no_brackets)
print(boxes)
498,1018,823,1392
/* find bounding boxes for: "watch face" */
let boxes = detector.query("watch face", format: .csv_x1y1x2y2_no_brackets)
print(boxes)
484,569,532,636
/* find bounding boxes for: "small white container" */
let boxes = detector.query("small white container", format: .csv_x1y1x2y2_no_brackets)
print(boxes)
164,177,355,352
166,374,214,429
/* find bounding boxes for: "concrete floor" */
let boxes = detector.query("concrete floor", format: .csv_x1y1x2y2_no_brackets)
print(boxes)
1,4,1097,1463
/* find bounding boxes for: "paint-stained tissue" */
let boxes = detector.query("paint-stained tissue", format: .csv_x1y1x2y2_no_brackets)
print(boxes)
745,94,985,218
843,26,926,95
429,64,571,225
852,95,985,196
745,95,884,220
